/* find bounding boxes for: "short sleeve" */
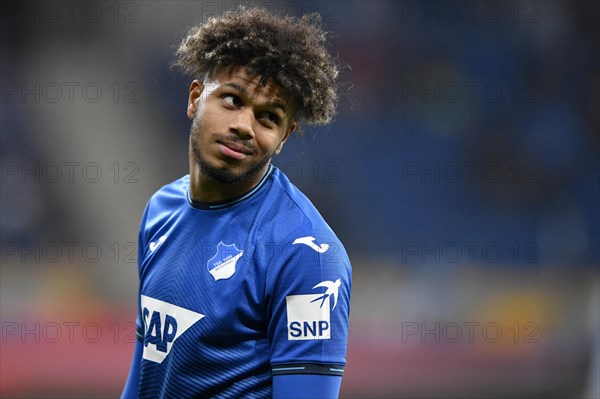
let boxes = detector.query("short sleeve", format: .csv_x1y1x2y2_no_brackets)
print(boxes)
266,228,352,376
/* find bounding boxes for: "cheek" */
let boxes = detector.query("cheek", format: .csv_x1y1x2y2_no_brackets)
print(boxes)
191,108,216,137
257,131,286,155
195,105,227,134
190,113,203,137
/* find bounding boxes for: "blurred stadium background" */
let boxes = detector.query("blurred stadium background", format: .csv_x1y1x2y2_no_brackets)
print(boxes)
1,1,598,397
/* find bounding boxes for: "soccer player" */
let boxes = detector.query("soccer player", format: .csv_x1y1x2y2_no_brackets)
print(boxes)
121,6,352,399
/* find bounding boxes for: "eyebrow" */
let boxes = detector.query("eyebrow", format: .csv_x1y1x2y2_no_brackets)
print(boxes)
222,82,287,114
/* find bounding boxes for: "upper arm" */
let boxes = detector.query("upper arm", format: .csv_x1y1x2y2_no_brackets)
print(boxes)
266,227,352,380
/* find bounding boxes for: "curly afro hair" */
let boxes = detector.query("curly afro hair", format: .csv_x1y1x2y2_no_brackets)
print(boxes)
173,6,340,127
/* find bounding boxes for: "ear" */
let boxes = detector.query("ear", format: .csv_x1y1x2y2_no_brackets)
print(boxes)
274,121,297,156
187,80,204,120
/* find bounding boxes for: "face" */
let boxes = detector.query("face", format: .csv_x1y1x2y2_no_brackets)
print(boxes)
187,67,296,184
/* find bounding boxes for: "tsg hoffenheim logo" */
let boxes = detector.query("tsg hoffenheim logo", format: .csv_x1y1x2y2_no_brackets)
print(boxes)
141,295,204,363
207,242,243,281
286,279,341,340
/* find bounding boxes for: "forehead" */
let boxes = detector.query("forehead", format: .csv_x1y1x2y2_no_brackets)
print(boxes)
208,66,290,107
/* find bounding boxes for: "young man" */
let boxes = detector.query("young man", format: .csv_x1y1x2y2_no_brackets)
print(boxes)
122,7,351,398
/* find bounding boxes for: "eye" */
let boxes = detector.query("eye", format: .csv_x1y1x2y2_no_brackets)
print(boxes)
259,111,280,126
222,94,242,108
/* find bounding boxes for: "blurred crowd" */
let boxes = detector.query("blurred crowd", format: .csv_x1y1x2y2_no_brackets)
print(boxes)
2,1,597,266
1,1,598,397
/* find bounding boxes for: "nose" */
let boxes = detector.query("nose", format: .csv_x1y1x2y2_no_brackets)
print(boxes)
229,108,255,139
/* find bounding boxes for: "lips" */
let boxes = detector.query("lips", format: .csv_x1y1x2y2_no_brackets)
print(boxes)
217,141,253,160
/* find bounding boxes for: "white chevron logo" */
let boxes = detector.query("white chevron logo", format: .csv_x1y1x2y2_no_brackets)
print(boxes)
292,236,329,253
149,235,167,252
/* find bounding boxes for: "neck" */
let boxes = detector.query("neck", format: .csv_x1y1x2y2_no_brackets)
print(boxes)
188,146,270,204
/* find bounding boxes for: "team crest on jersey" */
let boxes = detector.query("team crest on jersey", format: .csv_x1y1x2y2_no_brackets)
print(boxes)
207,242,244,281
286,279,342,341
141,295,204,363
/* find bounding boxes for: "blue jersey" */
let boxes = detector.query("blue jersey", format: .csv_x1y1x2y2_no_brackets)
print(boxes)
135,165,352,398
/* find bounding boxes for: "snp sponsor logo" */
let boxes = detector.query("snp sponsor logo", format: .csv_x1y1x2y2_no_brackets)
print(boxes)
286,279,341,341
141,295,204,363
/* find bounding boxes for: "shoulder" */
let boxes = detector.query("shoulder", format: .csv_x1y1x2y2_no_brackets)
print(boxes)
146,175,188,212
259,168,351,273
147,175,189,208
262,168,340,244
139,175,189,233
